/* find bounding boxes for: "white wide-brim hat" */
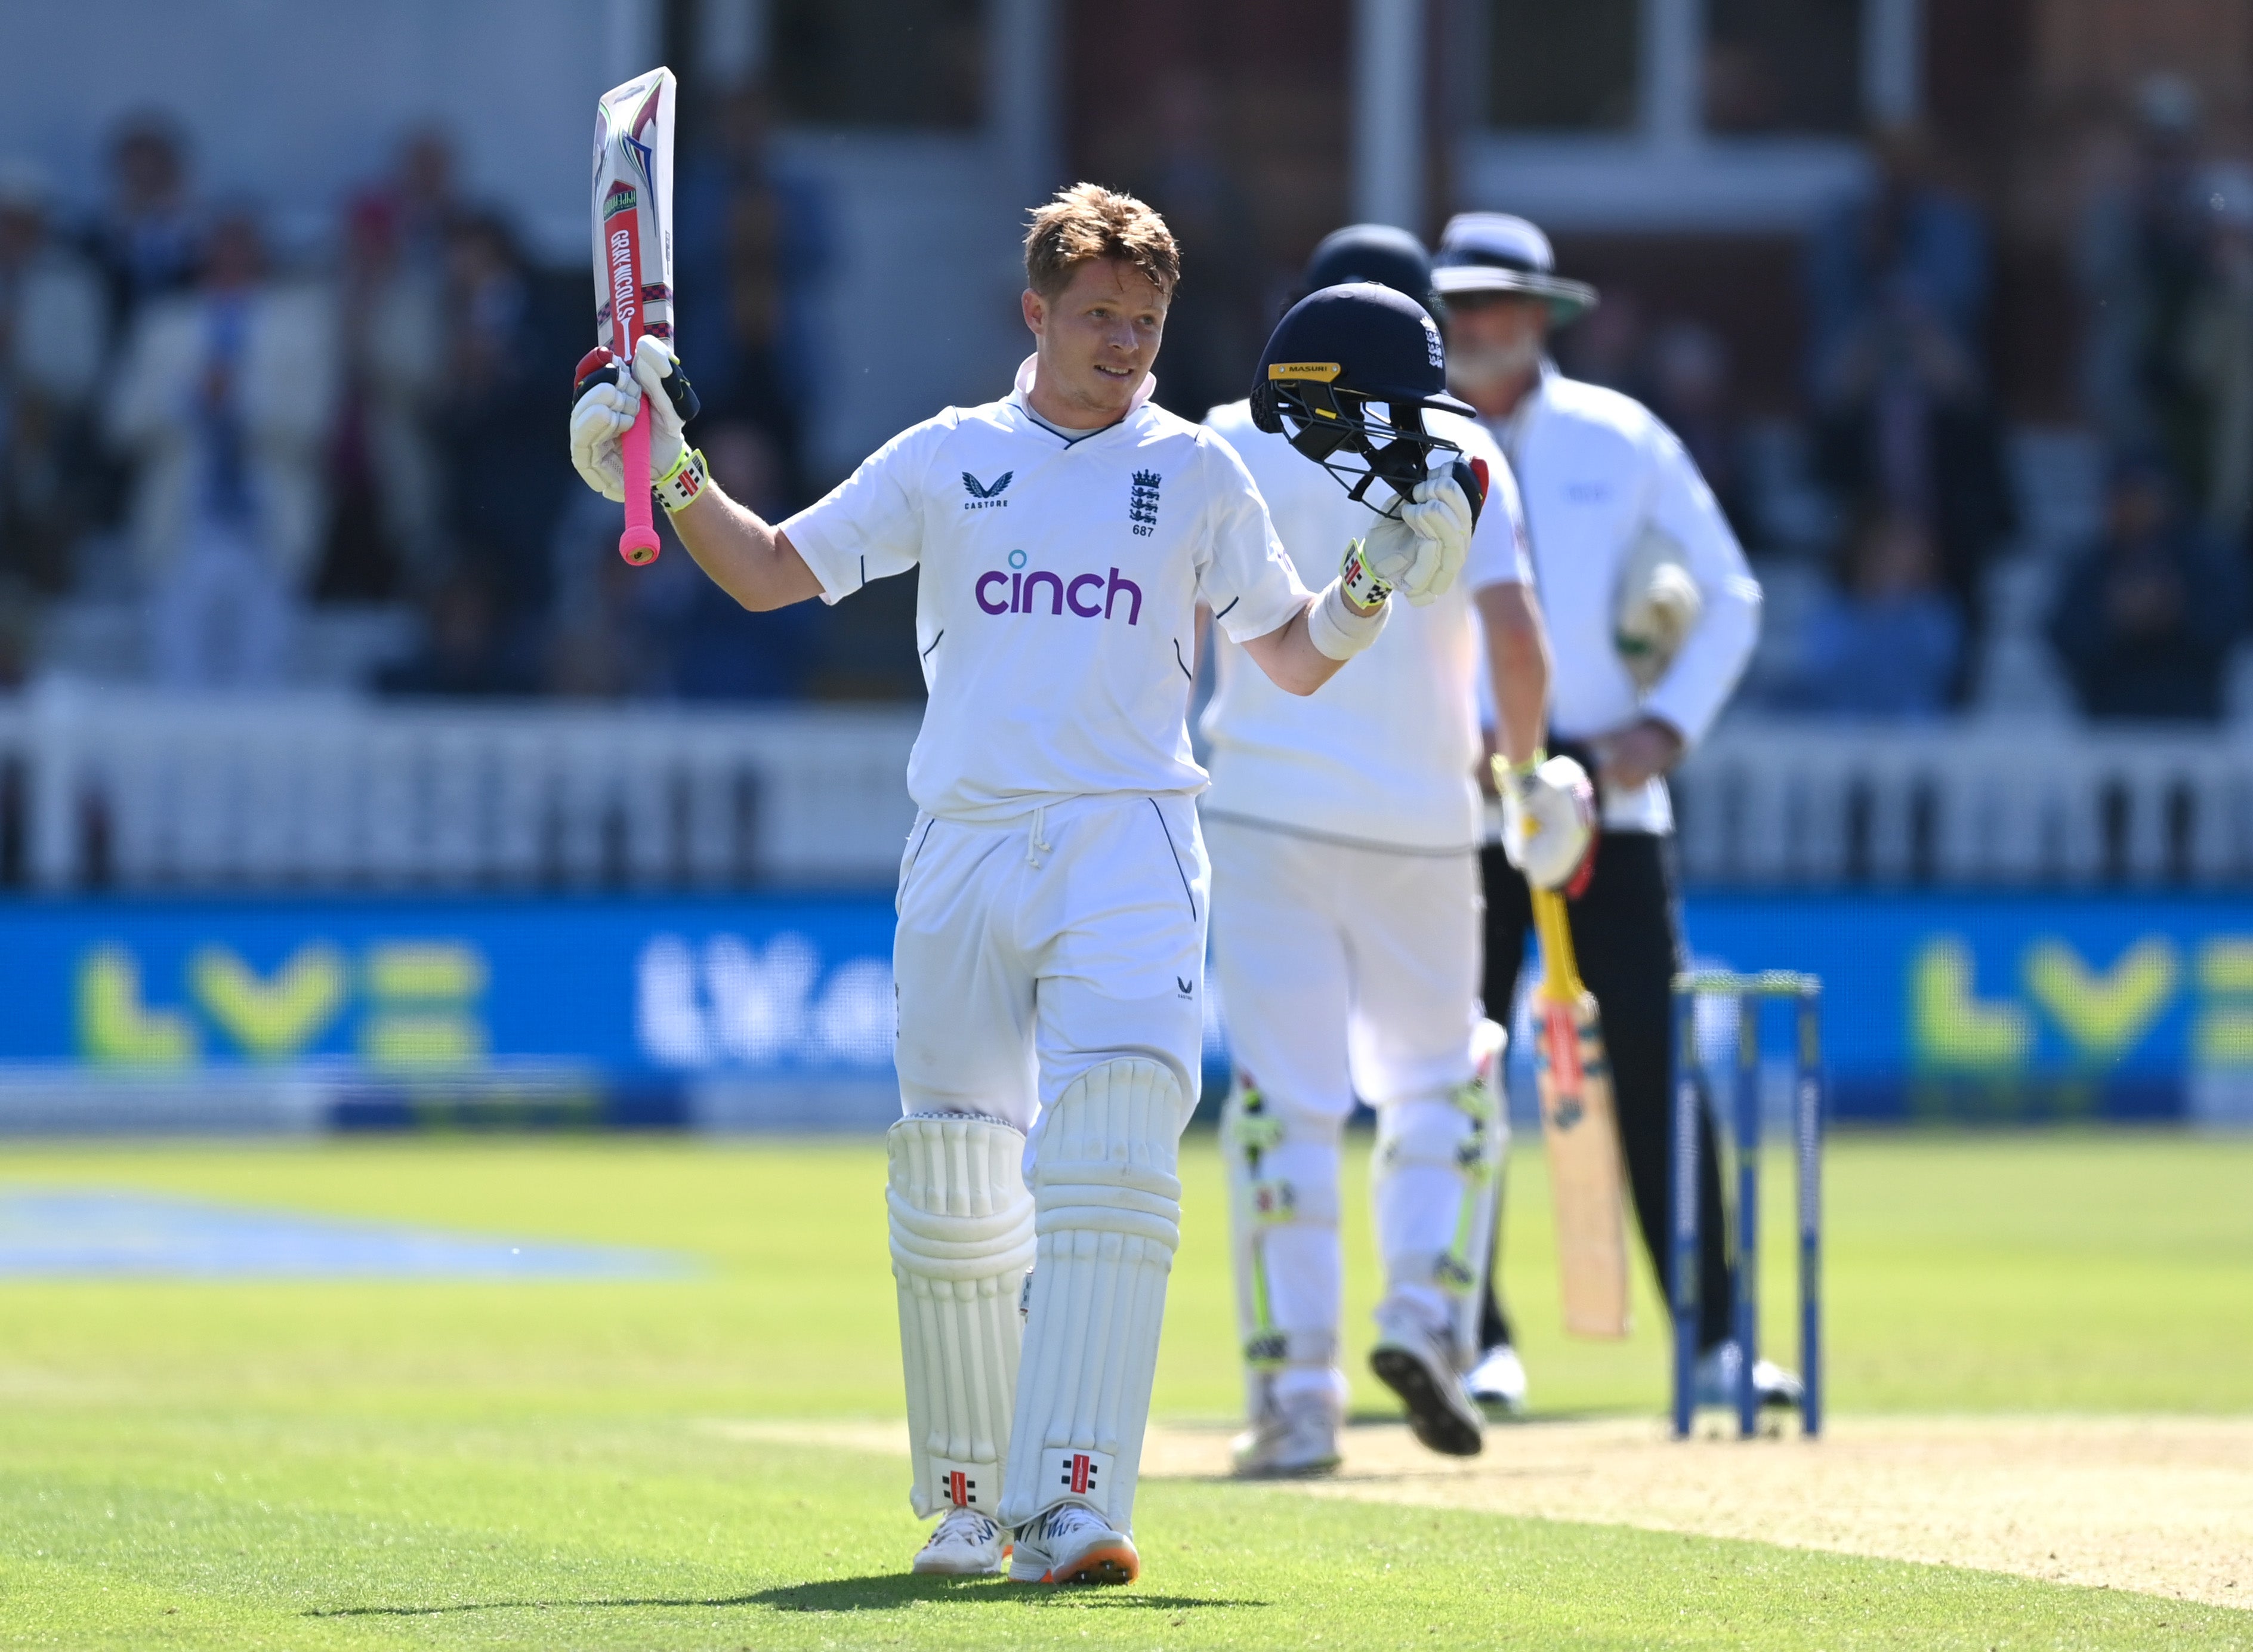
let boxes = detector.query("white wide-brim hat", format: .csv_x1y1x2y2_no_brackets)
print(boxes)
1431,212,1598,322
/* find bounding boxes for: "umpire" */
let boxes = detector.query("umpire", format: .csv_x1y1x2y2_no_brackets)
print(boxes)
1432,214,1798,1417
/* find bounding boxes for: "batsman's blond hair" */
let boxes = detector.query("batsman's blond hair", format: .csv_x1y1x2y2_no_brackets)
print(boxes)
1023,183,1180,299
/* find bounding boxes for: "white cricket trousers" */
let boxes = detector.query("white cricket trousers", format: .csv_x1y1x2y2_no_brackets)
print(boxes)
892,793,1211,1143
1206,816,1489,1403
1205,818,1482,1119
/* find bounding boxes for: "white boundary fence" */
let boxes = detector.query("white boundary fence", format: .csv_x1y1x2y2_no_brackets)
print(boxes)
4,687,921,891
0,693,2250,890
1676,718,2253,887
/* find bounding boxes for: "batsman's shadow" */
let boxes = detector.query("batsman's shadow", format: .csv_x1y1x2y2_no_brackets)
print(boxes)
754,1574,1266,1613
306,1597,765,1618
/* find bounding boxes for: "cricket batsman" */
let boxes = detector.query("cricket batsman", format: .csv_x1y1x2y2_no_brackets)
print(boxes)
1200,227,1588,1471
567,185,1476,1584
1429,212,1800,1416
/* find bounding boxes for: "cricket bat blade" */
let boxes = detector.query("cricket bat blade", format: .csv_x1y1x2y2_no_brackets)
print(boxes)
591,66,677,566
1530,887,1632,1339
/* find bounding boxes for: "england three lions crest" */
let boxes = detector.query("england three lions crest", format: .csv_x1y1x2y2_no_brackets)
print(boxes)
1128,470,1161,536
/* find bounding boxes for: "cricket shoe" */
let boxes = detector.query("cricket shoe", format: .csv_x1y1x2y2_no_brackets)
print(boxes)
1465,1342,1529,1420
911,1507,1010,1577
1692,1340,1806,1411
1231,1388,1343,1478
1369,1301,1484,1457
1008,1500,1138,1586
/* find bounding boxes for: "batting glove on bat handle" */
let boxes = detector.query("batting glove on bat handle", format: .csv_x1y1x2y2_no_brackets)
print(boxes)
572,342,702,425
1496,752,1598,893
567,339,700,507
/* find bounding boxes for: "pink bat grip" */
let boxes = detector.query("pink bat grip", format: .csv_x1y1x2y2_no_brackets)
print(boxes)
618,398,661,565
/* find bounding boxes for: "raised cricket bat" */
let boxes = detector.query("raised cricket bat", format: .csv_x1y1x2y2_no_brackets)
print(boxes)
590,66,677,565
1529,885,1632,1338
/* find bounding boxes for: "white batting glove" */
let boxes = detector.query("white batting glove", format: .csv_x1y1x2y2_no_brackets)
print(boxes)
1363,473,1473,607
567,334,688,503
1496,753,1598,891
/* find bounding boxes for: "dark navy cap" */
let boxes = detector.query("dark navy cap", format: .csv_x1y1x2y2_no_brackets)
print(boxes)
1301,224,1436,309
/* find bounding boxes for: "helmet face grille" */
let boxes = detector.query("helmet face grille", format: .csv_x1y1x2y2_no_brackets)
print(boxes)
1266,383,1460,517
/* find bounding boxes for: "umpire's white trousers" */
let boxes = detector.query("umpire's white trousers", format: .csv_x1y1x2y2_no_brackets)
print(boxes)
1205,818,1482,1117
892,793,1210,1144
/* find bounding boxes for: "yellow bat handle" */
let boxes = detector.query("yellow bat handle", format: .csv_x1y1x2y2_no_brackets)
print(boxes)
1530,885,1586,1001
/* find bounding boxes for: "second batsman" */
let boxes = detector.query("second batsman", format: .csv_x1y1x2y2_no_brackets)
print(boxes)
1202,227,1588,1471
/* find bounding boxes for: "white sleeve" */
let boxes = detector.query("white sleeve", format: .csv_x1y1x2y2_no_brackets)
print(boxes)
777,416,945,606
105,304,187,450
21,261,107,407
1194,431,1314,643
1464,441,1533,592
1472,617,1497,731
1637,421,1762,747
245,288,339,455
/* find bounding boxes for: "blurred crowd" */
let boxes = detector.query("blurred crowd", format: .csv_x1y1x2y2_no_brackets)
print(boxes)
10,75,2253,721
0,89,828,700
1567,77,2253,726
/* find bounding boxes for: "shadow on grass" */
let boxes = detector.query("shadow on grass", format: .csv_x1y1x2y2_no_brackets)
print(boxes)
756,1576,1264,1613
1342,1407,1643,1428
306,1598,766,1618
308,1576,1265,1619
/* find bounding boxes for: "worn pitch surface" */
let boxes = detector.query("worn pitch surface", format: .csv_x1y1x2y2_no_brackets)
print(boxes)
724,1414,2253,1608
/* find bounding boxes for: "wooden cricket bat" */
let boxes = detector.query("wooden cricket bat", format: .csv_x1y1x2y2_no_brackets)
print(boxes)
591,66,677,566
1529,885,1632,1339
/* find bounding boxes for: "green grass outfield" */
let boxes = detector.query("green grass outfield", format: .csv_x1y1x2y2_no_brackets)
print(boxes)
1,1131,2249,1649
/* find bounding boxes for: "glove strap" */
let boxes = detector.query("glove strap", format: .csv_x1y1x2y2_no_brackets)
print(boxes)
1339,539,1392,610
1489,748,1548,793
654,447,709,515
653,448,712,511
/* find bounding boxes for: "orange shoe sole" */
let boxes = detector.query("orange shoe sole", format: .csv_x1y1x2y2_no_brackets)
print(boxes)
1017,1540,1139,1586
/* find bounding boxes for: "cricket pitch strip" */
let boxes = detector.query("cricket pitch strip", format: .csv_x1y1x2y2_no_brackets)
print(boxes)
715,1415,2253,1609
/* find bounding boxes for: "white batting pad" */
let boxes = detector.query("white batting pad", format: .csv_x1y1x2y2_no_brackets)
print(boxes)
888,1111,1037,1520
1220,1083,1345,1412
1371,1021,1507,1366
998,1058,1186,1532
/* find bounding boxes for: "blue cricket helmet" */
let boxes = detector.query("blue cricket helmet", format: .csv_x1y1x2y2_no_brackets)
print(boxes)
1252,281,1479,514
1300,224,1437,313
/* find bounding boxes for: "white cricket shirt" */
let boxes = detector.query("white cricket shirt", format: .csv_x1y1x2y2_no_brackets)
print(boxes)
781,357,1313,823
1490,366,1761,833
1198,400,1532,854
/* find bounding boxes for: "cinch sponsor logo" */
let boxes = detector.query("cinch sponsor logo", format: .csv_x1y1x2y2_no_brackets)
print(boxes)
974,558,1141,623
